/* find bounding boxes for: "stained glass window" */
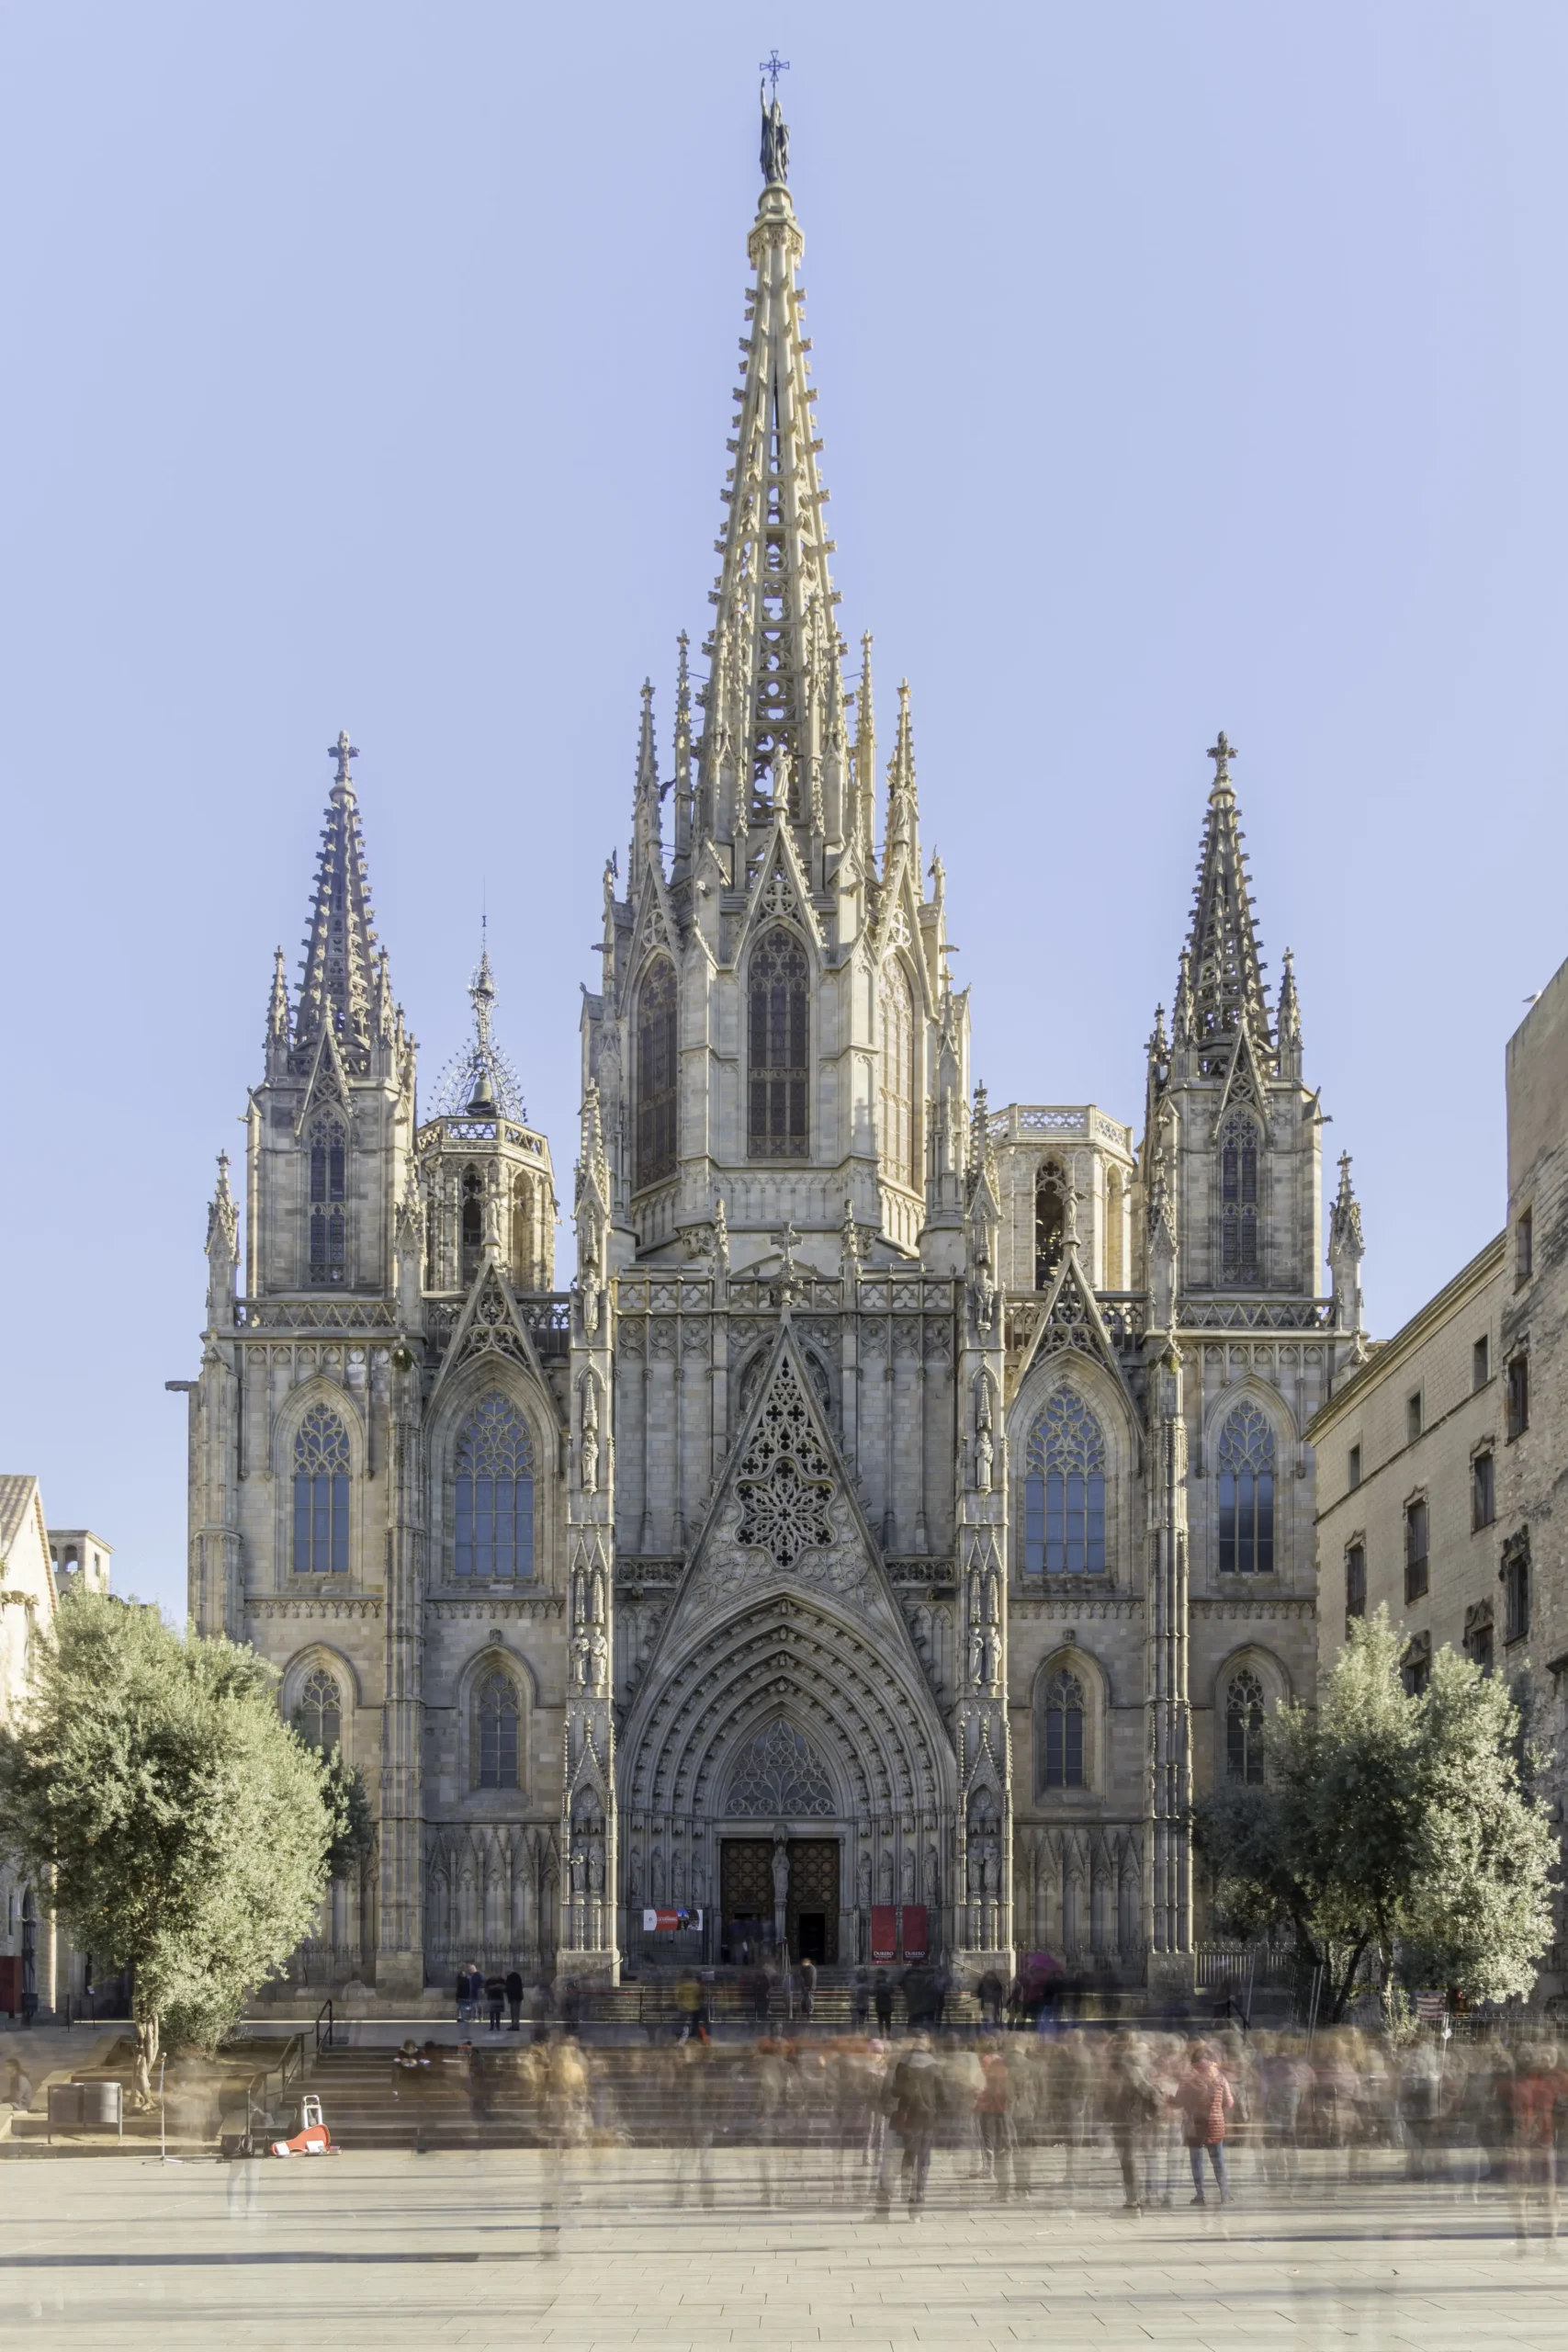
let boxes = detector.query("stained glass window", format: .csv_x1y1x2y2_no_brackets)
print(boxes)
297,1667,343,1753
1023,1392,1107,1575
636,959,679,1187
1219,1113,1259,1283
1042,1670,1086,1789
878,956,916,1190
1217,1401,1275,1575
308,1119,346,1286
748,929,808,1159
1225,1669,1266,1783
293,1404,350,1575
477,1670,520,1788
455,1394,535,1579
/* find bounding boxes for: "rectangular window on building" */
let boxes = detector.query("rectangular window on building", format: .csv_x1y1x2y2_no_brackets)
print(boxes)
1504,1543,1530,1644
1407,1392,1423,1444
1348,1443,1361,1491
1404,1497,1429,1603
1403,1634,1431,1698
1472,1451,1495,1531
1506,1351,1530,1442
1517,1208,1534,1285
1473,1335,1490,1390
1345,1543,1366,1623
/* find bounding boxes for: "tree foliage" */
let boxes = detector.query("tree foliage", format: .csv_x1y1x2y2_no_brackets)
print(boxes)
1195,1610,1557,2018
0,1589,333,2088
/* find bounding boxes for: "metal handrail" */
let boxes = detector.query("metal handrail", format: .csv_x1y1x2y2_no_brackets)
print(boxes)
313,1997,334,2056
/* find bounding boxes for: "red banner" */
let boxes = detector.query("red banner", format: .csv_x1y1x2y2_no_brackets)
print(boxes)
899,1905,929,1962
869,1905,897,1962
0,1955,17,2017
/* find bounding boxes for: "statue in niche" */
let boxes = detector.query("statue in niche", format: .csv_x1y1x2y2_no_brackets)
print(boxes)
900,1849,915,1901
581,1383,599,1495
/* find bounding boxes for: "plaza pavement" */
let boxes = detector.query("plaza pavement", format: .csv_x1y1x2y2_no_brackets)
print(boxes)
0,2147,1564,2349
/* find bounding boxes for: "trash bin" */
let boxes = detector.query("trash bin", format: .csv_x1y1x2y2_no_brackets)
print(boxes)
81,2080,122,2132
46,2083,84,2141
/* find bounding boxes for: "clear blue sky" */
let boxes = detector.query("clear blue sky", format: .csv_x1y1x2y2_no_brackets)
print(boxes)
4,2,1564,1618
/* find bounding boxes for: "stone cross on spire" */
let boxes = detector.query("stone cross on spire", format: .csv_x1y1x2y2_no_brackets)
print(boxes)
1206,731,1237,790
330,730,359,786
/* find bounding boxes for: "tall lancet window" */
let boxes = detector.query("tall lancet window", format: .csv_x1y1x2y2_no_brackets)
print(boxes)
454,1394,535,1580
878,956,916,1190
308,1119,346,1286
1023,1391,1107,1576
293,1404,350,1575
1217,1401,1276,1575
1224,1669,1267,1783
748,928,809,1159
635,958,679,1188
1034,1165,1066,1290
460,1164,485,1283
1218,1113,1260,1283
475,1669,521,1789
296,1667,343,1755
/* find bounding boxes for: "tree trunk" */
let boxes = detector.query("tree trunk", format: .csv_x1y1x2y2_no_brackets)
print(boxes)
131,2013,160,2111
1326,1931,1371,2023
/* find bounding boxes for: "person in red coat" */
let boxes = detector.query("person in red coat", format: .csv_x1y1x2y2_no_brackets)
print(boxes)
1175,2041,1235,2205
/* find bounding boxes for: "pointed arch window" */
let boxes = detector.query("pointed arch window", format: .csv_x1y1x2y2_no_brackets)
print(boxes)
513,1171,536,1287
293,1404,350,1575
1041,1668,1087,1789
636,957,679,1188
1034,1164,1066,1290
748,928,809,1159
878,956,916,1190
460,1164,485,1283
1105,1169,1125,1289
475,1668,521,1789
1217,1401,1276,1575
454,1394,535,1580
1023,1390,1107,1576
1219,1113,1260,1283
296,1667,343,1754
1224,1668,1267,1783
308,1119,347,1286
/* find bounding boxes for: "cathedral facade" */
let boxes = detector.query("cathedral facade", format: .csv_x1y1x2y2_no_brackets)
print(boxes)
183,101,1367,1995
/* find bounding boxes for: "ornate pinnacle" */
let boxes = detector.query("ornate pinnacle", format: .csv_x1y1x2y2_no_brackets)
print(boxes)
329,729,359,786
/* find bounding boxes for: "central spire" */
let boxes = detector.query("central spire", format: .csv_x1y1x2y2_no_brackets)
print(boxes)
1180,731,1270,1073
698,92,846,850
294,730,380,1069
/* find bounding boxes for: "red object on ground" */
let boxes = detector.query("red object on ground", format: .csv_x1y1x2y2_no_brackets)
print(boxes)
271,2122,333,2156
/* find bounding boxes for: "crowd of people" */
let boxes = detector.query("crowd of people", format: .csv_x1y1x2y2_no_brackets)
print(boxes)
386,2007,1568,2240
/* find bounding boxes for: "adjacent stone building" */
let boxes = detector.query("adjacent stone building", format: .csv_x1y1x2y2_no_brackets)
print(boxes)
180,97,1364,1994
0,1477,112,2016
1309,1235,1506,1686
1309,945,1568,1995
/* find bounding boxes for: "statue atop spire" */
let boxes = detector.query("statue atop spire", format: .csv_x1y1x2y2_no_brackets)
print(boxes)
759,51,790,184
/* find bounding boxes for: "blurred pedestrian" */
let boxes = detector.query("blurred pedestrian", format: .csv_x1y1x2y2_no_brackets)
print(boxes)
485,1971,505,2032
875,2032,941,2216
505,1967,524,2031
874,1969,894,2036
1176,2041,1234,2206
800,1954,817,2021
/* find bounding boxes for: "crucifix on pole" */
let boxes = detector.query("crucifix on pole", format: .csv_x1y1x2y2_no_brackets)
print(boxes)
760,49,790,97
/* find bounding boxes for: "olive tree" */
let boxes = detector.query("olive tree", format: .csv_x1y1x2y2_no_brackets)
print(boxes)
0,1589,333,2104
1196,1610,1557,2019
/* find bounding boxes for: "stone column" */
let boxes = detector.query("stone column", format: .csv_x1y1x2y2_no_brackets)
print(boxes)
377,1348,425,1997
1144,1340,1194,1992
